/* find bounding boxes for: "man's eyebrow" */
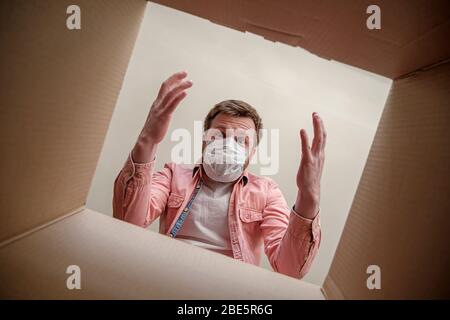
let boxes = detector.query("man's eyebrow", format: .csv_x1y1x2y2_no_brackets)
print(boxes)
213,127,232,135
214,125,229,131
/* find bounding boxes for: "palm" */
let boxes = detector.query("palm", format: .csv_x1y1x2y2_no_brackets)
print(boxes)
142,71,193,144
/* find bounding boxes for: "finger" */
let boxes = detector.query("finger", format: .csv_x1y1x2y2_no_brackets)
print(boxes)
157,71,188,98
312,112,323,153
319,116,327,150
300,129,312,161
166,90,187,114
162,80,193,111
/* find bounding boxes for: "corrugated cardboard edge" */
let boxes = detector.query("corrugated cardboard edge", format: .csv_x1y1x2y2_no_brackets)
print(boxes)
0,206,85,249
396,58,450,80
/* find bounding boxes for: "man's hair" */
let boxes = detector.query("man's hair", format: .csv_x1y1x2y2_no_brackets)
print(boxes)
203,100,263,145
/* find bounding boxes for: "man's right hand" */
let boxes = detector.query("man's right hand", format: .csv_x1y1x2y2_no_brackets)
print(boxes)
132,71,193,163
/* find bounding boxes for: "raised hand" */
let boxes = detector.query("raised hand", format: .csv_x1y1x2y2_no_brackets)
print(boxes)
132,71,193,163
294,112,326,219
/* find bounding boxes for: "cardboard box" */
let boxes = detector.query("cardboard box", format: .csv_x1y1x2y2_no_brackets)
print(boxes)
0,0,449,299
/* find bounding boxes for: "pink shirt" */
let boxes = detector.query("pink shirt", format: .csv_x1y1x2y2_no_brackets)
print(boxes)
113,154,321,279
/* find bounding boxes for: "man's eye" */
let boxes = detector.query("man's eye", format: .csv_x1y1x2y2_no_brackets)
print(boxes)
205,132,223,142
235,136,245,145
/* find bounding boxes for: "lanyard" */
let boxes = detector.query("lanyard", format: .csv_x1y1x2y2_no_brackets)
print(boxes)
169,179,203,238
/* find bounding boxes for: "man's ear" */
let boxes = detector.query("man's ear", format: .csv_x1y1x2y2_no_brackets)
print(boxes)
244,146,256,171
248,146,257,160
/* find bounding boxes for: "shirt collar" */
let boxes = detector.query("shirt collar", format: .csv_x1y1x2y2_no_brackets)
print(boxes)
193,164,249,186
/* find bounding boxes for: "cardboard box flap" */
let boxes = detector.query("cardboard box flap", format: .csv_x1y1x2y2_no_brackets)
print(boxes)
323,61,450,299
0,208,324,299
0,0,146,243
151,0,450,78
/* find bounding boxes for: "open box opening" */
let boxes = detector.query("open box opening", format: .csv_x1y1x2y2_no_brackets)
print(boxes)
0,0,449,299
86,2,393,288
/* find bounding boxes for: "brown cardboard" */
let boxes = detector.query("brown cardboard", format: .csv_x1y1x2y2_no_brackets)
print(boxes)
0,0,449,299
0,0,146,242
151,0,450,79
0,208,324,299
323,61,450,299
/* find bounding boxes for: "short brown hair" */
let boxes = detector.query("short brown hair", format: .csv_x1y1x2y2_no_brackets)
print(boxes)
203,100,263,144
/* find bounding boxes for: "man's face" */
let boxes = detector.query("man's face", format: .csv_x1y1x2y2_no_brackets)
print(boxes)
202,113,257,171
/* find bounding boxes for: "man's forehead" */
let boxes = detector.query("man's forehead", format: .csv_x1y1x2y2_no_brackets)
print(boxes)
210,113,255,131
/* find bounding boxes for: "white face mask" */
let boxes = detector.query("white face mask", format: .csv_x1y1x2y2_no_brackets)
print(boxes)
202,137,247,183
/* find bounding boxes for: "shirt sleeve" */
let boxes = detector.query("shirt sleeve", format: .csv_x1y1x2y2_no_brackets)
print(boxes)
260,179,321,279
112,152,172,228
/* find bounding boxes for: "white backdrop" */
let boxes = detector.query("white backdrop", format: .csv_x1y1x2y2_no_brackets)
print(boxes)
87,2,391,285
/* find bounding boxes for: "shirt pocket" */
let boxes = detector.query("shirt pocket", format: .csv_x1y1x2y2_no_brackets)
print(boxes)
167,193,185,208
239,207,263,223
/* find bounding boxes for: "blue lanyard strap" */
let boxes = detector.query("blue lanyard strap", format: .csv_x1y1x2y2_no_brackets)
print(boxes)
169,179,203,238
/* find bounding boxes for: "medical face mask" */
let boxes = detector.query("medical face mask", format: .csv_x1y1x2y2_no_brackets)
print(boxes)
202,137,247,183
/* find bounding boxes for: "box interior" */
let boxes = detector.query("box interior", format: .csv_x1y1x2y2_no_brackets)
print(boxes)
0,0,146,242
0,0,449,299
323,61,450,299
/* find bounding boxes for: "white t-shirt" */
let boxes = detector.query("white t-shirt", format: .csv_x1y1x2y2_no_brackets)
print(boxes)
176,177,234,258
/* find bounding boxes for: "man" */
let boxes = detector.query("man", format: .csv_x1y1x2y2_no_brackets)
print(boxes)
113,71,326,279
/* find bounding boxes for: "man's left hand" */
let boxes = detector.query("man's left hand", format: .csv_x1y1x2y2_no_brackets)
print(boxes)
294,112,326,220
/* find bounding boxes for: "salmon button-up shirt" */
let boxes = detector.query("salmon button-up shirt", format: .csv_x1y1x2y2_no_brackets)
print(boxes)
113,154,321,279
